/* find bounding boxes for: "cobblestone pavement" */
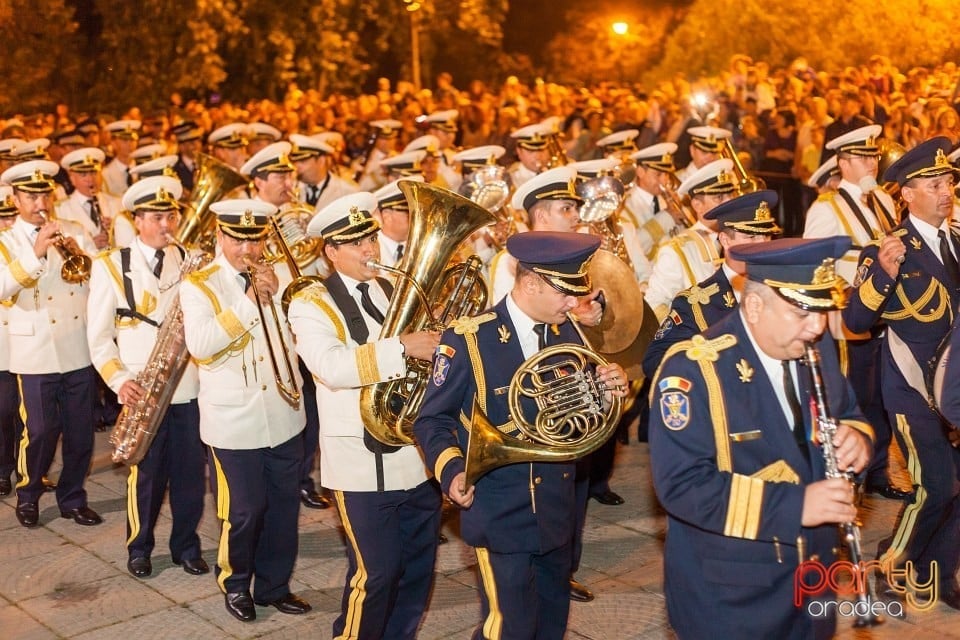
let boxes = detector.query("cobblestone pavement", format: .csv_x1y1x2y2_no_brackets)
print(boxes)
0,430,958,639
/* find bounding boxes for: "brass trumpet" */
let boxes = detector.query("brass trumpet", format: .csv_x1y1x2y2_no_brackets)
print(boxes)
243,256,301,409
39,211,92,283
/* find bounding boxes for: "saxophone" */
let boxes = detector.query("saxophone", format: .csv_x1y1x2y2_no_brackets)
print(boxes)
109,247,210,465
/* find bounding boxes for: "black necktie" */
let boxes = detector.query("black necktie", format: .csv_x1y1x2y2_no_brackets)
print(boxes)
395,243,404,263
239,271,252,293
534,323,548,350
652,196,660,214
152,249,164,279
938,229,960,285
781,360,809,458
305,184,318,206
125,167,132,187
88,197,102,227
357,282,386,324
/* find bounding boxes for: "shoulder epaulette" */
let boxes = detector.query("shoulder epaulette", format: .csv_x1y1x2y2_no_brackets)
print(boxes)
291,281,328,302
815,191,837,203
683,333,738,362
187,263,221,284
95,247,119,261
678,283,720,305
450,311,497,335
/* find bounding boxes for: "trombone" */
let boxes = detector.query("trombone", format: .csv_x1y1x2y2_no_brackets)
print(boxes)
243,256,302,409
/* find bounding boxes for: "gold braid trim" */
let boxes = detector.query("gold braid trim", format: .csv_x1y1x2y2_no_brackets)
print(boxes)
9,259,37,288
0,240,27,299
857,276,889,312
188,268,252,366
882,280,948,323
187,267,224,314
100,358,125,383
293,284,346,344
750,460,800,484
681,283,719,331
355,343,381,386
463,331,487,414
434,447,462,482
216,309,245,340
669,237,698,286
724,473,764,539
825,195,860,241
841,419,875,443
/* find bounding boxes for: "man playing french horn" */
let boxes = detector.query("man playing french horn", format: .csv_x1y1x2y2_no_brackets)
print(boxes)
413,232,628,640
287,192,442,640
87,175,208,579
0,160,101,529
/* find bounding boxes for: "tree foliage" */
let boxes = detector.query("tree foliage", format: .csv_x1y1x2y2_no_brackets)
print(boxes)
652,0,960,81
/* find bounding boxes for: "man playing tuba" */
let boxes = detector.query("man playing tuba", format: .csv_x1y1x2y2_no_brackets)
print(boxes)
287,192,441,640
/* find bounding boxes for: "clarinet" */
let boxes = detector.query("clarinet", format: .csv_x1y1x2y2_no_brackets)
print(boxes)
803,342,883,627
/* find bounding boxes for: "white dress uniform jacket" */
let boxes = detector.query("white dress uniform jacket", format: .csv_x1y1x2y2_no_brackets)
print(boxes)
0,302,10,372
56,190,124,240
622,185,678,258
101,157,132,198
302,175,360,213
286,277,430,492
645,221,720,319
87,240,199,404
179,253,305,450
508,163,538,189
803,179,896,285
357,148,389,192
0,218,96,374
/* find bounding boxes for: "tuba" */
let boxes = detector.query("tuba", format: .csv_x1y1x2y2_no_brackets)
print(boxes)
110,247,210,464
360,181,498,446
463,316,622,488
175,152,248,251
262,187,324,270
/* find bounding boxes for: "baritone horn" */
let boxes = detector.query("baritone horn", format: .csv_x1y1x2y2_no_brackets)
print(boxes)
463,315,623,488
243,257,301,409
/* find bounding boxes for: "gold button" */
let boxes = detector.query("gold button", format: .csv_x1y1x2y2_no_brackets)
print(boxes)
73,315,78,320
562,472,570,479
48,296,53,301
258,356,264,362
261,384,267,391
534,477,542,485
69,291,74,296
51,319,56,324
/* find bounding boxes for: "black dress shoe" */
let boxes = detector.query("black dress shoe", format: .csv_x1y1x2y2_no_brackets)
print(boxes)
590,490,625,506
60,506,103,526
15,502,39,527
299,488,330,509
225,591,256,622
255,592,312,614
174,557,210,575
569,578,595,602
0,476,11,496
127,556,152,578
866,483,915,501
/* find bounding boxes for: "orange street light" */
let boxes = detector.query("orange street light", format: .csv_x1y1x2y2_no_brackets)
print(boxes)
612,21,629,36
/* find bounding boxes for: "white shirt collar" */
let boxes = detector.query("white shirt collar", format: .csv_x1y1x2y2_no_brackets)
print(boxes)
909,213,952,256
740,309,796,428
506,291,542,359
839,178,863,199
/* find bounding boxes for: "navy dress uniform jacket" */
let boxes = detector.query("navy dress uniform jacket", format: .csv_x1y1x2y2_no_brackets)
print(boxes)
643,266,738,380
842,217,960,415
649,312,872,640
413,297,581,555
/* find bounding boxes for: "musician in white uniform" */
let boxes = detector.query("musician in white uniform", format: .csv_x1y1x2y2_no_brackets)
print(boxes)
622,142,686,259
674,125,730,184
55,148,125,250
87,176,207,579
287,192,442,639
422,109,464,190
357,119,402,192
508,122,553,188
645,159,738,319
0,187,20,497
102,120,140,197
0,160,100,529
289,133,359,211
180,201,310,622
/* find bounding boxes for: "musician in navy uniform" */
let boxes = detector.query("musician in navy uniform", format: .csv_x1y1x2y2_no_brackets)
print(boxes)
180,200,311,622
650,236,873,639
170,121,204,193
643,190,781,379
87,176,208,579
287,192,442,640
843,136,960,610
413,232,628,640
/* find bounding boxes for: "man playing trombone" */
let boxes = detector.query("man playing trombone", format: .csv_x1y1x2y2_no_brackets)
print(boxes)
0,160,100,529
180,200,310,622
287,192,442,640
87,176,208,579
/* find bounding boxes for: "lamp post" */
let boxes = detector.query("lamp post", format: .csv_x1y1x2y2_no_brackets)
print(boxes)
405,1,422,91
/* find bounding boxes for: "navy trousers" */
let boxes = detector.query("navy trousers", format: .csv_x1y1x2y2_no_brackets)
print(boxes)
0,370,21,479
473,542,572,640
126,400,205,561
16,366,96,509
332,479,442,640
209,432,303,601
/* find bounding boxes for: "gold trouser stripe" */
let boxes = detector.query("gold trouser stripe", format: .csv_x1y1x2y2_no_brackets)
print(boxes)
126,465,141,546
475,547,503,640
838,339,849,376
14,375,29,490
210,449,234,593
880,414,927,569
333,490,369,640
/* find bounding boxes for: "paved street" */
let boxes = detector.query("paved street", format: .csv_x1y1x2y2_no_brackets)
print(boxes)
1,429,958,639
